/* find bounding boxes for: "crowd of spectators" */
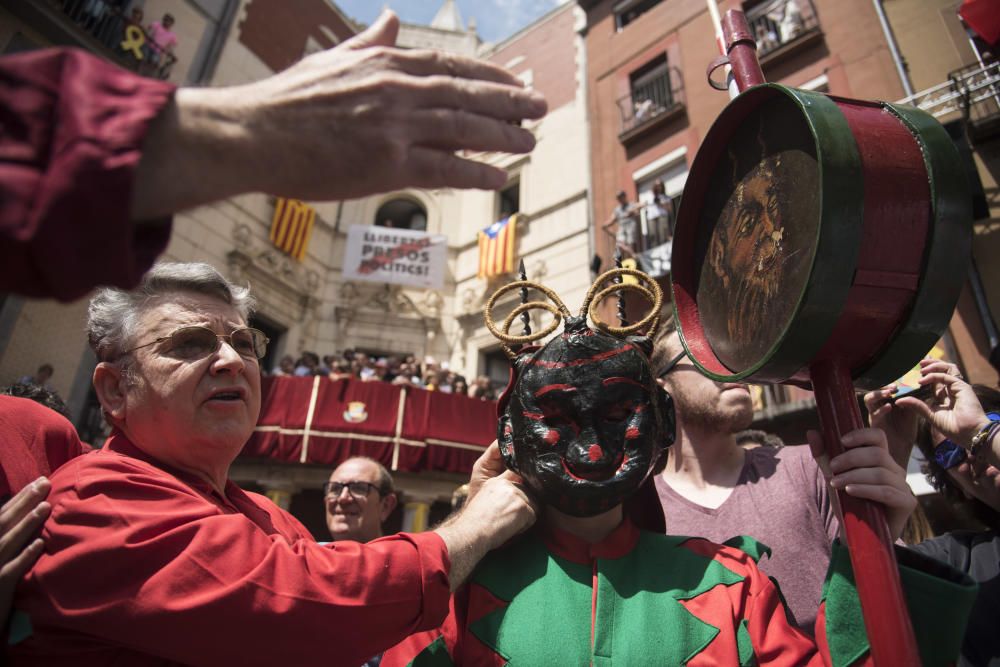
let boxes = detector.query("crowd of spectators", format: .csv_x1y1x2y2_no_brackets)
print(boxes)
270,350,498,400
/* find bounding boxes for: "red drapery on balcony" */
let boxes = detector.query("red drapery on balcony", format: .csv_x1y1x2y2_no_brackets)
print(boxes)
241,377,497,474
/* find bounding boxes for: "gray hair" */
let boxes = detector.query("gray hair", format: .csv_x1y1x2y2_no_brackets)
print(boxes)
87,262,255,362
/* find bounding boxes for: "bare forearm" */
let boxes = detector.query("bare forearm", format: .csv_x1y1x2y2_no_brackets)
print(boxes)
433,517,493,591
130,87,255,221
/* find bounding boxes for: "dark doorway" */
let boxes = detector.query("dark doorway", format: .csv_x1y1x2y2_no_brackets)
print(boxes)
250,314,287,376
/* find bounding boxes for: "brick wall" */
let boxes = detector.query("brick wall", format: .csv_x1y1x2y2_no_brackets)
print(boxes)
488,5,579,114
238,0,356,73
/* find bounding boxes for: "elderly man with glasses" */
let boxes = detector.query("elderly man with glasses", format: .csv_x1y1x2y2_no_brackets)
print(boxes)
325,457,398,544
7,262,536,666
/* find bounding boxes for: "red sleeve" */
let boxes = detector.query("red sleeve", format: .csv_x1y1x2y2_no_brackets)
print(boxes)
0,48,175,301
0,396,85,501
741,560,828,666
14,455,452,667
681,540,828,667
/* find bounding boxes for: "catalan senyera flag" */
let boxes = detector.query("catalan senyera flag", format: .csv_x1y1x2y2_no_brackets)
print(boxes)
478,214,519,279
270,198,316,261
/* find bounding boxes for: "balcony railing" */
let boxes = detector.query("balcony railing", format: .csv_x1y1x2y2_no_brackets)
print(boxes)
50,0,177,79
603,195,681,277
617,67,685,139
897,59,1000,142
745,0,821,61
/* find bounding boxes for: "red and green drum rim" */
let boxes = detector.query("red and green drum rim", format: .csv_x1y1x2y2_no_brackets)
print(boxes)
852,101,973,389
671,83,865,383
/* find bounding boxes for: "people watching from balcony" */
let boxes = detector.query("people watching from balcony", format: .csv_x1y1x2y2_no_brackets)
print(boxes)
865,360,1000,666
606,189,640,255
325,457,398,544
647,177,676,240
144,12,178,67
470,375,497,401
0,10,547,302
650,318,914,634
328,359,354,382
6,261,537,664
270,354,295,376
294,351,321,376
264,349,491,397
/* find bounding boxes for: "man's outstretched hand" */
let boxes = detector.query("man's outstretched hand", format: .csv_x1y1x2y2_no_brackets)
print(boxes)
132,11,548,219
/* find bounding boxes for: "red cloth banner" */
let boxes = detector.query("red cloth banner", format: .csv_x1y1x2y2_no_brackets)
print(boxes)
242,378,497,475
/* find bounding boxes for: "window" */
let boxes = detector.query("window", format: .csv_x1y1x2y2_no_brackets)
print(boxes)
614,0,663,31
375,198,427,230
497,180,520,220
629,54,673,118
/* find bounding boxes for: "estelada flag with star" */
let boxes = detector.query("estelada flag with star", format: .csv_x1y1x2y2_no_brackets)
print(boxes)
478,214,519,279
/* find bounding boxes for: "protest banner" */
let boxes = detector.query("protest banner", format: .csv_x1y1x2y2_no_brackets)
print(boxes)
342,225,447,289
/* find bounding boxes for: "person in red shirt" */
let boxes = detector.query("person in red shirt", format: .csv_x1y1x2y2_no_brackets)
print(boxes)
0,10,547,301
7,262,537,666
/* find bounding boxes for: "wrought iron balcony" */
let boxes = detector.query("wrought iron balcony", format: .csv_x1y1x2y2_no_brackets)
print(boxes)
897,59,1000,143
5,0,177,80
744,0,822,62
602,195,681,278
616,67,685,141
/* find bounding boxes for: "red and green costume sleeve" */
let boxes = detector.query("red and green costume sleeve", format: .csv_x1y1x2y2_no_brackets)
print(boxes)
383,520,975,666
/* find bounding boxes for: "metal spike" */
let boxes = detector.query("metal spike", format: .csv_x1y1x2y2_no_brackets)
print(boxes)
614,247,628,327
519,259,531,337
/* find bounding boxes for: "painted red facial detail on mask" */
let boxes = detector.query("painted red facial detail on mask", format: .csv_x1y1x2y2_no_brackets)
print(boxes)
525,344,634,369
587,444,603,461
602,377,645,389
535,384,577,398
545,429,560,445
625,426,639,440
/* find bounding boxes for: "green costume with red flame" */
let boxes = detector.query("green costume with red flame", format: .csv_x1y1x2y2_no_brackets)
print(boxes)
383,519,974,667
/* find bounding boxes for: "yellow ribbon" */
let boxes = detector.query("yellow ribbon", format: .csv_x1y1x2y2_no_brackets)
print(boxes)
120,25,145,60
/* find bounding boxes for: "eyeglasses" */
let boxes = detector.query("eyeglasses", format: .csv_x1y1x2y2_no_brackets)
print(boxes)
932,411,1000,470
657,350,687,379
323,481,383,500
123,325,269,361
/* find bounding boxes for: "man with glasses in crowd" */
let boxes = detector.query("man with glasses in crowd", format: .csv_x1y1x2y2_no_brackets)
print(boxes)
325,458,398,544
649,320,915,635
7,262,536,666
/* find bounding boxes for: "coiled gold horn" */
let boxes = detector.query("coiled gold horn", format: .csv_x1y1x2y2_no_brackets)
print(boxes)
582,267,663,338
484,280,572,359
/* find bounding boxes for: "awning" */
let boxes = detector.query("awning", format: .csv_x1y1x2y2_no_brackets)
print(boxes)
959,0,1000,47
242,377,497,474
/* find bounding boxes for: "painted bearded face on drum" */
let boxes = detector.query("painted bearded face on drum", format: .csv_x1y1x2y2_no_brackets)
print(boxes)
697,101,820,372
486,269,675,517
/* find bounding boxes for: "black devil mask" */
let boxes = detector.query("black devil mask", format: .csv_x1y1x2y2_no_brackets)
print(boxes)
486,267,676,517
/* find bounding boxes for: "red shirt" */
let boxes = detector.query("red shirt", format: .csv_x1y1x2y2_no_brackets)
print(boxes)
0,396,88,502
0,48,174,301
9,433,452,666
